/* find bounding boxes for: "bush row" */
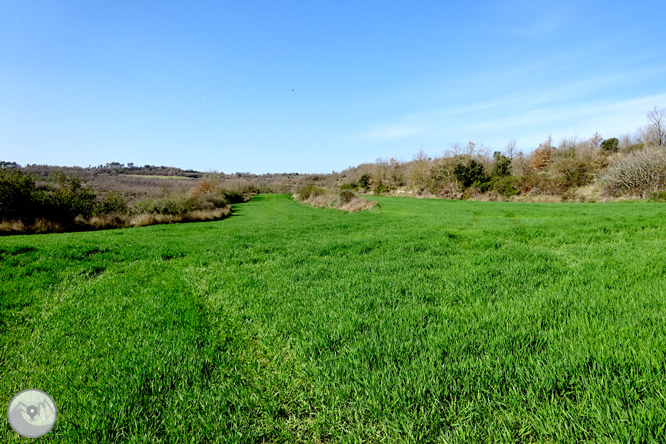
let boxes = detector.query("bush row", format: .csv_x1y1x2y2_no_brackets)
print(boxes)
338,145,666,200
0,169,238,231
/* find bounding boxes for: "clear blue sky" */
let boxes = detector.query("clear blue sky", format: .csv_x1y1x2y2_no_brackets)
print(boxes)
1,1,665,173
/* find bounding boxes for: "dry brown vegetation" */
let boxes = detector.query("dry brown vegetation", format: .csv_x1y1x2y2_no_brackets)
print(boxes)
0,207,231,235
294,192,378,213
600,148,666,198
0,169,241,235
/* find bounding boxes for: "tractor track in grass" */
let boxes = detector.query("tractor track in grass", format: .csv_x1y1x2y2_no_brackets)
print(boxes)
1,195,666,442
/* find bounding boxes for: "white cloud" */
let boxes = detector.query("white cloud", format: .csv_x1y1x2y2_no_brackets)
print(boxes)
345,45,666,156
349,91,666,154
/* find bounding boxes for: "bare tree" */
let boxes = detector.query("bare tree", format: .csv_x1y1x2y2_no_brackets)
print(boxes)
388,158,404,188
646,106,666,147
504,139,517,158
511,151,530,177
465,141,476,156
619,133,633,151
446,142,464,157
590,131,603,150
373,157,390,187
558,134,580,152
409,148,430,190
446,141,486,159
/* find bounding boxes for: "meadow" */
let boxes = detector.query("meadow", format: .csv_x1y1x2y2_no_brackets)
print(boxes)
1,194,665,443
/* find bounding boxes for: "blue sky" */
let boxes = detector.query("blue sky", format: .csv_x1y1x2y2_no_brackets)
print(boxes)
1,0,665,173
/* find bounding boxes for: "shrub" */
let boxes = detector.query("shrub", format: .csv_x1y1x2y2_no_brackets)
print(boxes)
359,174,371,190
191,175,255,203
340,182,358,191
515,172,565,195
601,138,619,153
491,176,519,197
340,189,355,204
601,148,666,197
491,153,512,178
195,192,228,210
429,158,458,194
0,168,37,220
299,185,324,200
134,195,198,215
220,189,247,203
94,192,129,216
472,180,493,193
553,158,592,189
462,186,482,200
134,192,229,215
649,191,666,202
374,185,389,195
43,173,97,223
191,178,214,196
452,156,487,189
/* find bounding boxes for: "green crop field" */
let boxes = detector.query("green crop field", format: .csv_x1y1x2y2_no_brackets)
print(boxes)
2,194,665,443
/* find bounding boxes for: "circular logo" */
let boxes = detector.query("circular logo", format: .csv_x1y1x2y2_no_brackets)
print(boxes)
7,389,57,438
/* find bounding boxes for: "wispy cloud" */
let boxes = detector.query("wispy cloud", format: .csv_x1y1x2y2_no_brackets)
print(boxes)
442,93,666,151
349,87,666,153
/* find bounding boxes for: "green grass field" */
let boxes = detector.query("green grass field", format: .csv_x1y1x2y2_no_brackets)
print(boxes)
2,195,665,443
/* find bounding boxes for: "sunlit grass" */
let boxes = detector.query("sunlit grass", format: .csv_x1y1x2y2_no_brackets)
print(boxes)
1,194,665,442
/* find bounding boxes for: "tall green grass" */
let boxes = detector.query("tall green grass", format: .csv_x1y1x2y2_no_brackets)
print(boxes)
1,194,665,442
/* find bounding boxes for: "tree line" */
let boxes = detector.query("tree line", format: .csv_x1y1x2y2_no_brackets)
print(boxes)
1,106,665,234
333,106,666,201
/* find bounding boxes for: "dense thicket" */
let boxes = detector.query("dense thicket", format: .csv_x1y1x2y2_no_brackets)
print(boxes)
601,149,666,198
0,170,98,223
330,107,666,202
0,168,251,234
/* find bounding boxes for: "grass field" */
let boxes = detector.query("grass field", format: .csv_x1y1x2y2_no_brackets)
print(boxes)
1,194,665,443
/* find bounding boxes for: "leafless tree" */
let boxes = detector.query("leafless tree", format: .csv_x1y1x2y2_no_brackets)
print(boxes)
504,139,517,158
511,151,530,177
446,141,486,159
373,157,390,187
558,134,580,152
446,142,464,157
619,133,633,151
388,158,404,187
646,106,666,147
409,148,430,190
590,131,603,150
465,141,476,156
